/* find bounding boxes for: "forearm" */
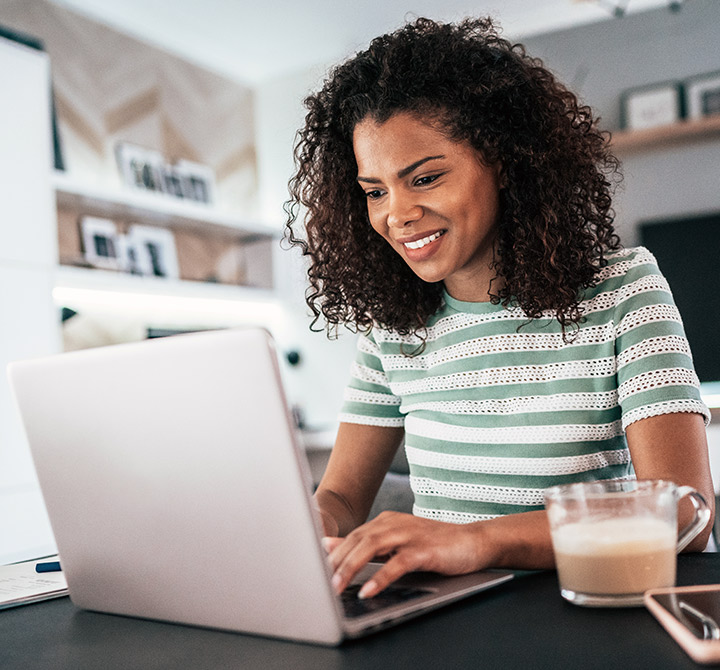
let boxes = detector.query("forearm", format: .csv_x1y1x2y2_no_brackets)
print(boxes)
315,422,405,537
470,510,556,571
626,412,715,553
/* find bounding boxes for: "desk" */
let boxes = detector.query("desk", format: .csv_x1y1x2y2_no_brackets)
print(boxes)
2,554,719,670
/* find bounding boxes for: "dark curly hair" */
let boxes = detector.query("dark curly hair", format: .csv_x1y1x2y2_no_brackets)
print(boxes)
284,16,621,341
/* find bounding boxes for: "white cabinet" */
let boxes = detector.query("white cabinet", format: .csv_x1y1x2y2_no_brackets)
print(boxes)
0,37,61,563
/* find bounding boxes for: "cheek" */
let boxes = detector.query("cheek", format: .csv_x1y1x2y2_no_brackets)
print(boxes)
368,212,389,240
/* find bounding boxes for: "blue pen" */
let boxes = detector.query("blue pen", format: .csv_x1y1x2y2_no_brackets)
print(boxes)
35,561,61,573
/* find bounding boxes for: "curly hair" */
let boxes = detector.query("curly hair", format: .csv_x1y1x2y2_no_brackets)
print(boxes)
284,16,621,341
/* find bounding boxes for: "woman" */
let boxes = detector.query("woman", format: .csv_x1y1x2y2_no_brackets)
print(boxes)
285,17,713,599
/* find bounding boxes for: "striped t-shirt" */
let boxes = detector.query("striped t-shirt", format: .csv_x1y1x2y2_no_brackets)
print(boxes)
339,247,710,523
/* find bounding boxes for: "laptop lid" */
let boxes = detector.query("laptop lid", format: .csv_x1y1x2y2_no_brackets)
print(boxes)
8,328,512,645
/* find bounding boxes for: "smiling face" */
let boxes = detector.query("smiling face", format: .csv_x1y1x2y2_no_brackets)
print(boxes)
353,112,503,302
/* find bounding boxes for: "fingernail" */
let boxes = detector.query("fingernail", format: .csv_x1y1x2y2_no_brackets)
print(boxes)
321,537,332,551
358,580,377,600
331,573,343,592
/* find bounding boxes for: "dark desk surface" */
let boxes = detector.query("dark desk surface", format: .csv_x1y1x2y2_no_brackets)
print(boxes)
2,554,719,670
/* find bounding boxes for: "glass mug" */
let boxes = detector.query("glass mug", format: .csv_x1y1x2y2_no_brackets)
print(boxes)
544,480,711,607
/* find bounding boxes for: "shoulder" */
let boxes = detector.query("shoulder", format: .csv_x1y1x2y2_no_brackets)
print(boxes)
584,246,667,300
598,246,661,282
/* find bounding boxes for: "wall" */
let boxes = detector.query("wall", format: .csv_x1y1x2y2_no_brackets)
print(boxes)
0,0,258,216
522,0,720,243
255,63,359,430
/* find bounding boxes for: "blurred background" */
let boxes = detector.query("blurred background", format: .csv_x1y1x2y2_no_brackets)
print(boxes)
0,0,718,563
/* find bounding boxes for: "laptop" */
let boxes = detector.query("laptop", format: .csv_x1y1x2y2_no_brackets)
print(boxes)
7,328,512,645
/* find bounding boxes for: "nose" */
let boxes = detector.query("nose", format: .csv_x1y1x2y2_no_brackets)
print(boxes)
387,191,422,229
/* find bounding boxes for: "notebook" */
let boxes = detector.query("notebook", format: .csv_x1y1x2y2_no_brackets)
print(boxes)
7,328,512,645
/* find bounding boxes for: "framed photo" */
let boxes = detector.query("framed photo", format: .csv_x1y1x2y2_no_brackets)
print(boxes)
174,159,216,204
125,224,179,279
685,71,720,120
80,216,125,271
621,82,684,131
115,142,166,193
159,164,187,199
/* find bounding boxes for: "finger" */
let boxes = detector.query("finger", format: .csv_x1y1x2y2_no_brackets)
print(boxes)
330,530,405,593
327,513,406,569
358,551,421,599
321,536,343,553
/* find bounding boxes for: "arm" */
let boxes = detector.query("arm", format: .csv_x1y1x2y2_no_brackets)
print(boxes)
326,412,716,597
626,411,715,552
314,422,405,537
325,506,555,599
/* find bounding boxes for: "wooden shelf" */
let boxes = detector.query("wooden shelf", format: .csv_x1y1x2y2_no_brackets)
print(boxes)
52,171,277,241
610,115,720,152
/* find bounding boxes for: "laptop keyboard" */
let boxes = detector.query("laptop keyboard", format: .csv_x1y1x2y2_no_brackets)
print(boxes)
341,583,432,618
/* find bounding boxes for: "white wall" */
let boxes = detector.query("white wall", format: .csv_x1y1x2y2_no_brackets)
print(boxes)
254,63,358,431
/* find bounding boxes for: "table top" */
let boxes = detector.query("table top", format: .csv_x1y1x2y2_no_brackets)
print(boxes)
2,554,719,670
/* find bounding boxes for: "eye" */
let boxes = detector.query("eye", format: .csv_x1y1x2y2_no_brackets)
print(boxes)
414,173,443,187
364,189,385,200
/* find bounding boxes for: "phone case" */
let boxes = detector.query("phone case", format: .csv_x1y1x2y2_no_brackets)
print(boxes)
645,584,720,665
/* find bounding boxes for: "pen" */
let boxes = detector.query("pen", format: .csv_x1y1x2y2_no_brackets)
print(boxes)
35,561,61,573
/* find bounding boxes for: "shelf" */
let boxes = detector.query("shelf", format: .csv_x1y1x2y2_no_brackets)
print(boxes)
53,265,283,329
54,265,276,301
52,171,278,241
610,115,720,153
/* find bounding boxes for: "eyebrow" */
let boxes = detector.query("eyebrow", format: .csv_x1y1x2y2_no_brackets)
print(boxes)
357,155,446,183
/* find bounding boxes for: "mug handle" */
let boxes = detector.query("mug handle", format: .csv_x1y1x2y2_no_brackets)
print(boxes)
676,486,712,553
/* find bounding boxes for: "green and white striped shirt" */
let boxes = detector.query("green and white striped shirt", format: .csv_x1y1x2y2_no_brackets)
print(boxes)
339,247,710,523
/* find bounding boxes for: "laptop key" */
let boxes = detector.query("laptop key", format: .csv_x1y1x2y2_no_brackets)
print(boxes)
341,583,432,618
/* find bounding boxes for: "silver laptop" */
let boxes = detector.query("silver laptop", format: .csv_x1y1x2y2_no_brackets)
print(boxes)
7,328,512,645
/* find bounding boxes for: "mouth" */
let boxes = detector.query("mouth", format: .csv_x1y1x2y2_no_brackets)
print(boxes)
401,230,446,250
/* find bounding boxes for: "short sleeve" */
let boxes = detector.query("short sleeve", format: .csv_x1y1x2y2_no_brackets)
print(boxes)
338,330,405,427
614,248,710,429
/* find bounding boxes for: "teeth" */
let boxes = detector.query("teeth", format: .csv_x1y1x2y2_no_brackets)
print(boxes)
404,231,444,250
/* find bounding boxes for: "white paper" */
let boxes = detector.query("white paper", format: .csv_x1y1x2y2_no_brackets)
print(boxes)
0,557,68,610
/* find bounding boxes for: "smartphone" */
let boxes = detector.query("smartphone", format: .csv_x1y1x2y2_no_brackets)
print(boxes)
645,584,720,665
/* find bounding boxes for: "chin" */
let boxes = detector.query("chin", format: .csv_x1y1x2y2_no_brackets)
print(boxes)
409,268,447,284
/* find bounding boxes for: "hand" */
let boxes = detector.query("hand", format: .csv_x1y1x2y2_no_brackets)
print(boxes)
323,511,485,599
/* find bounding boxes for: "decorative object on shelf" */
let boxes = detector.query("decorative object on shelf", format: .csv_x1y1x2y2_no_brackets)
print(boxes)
620,81,684,131
80,216,126,271
115,142,165,194
685,71,720,120
124,224,180,279
174,159,216,204
115,142,216,205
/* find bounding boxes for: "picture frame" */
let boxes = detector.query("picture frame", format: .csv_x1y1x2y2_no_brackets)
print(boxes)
174,159,216,204
620,81,684,131
80,216,125,271
685,71,720,120
115,142,166,193
159,164,187,199
124,224,179,279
